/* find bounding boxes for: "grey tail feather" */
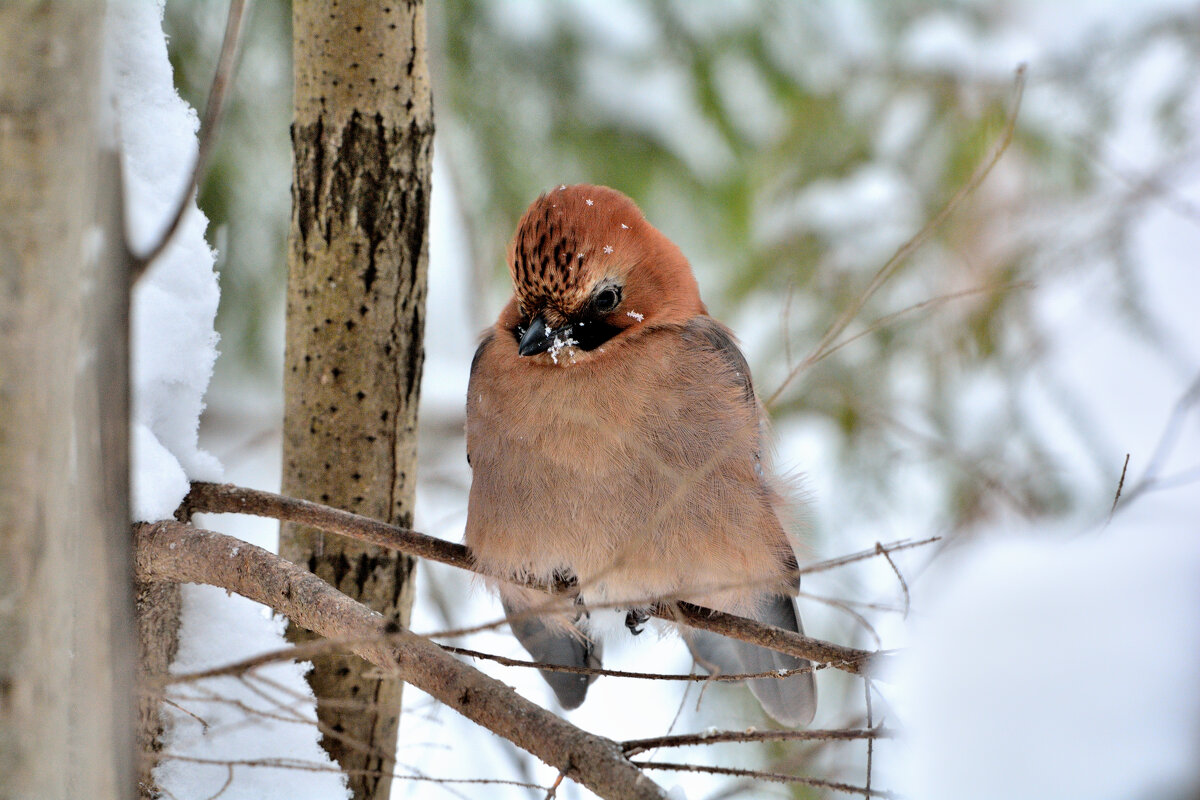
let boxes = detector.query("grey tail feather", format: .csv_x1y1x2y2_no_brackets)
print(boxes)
502,597,601,710
684,595,817,727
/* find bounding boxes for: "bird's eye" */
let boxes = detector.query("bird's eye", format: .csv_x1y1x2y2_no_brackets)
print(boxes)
593,286,621,314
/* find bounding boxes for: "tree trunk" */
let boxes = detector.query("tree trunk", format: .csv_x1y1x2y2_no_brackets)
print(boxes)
281,2,433,797
0,4,135,799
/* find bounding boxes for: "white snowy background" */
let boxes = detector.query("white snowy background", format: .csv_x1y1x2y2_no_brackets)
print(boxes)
113,0,1200,798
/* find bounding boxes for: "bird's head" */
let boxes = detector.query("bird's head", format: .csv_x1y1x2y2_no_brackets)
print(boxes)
499,184,705,365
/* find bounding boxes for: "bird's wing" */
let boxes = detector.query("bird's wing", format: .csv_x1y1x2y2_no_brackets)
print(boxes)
678,318,816,725
681,316,756,406
684,594,817,727
465,332,496,467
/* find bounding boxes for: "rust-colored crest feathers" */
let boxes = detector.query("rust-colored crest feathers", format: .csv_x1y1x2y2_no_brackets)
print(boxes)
506,184,703,329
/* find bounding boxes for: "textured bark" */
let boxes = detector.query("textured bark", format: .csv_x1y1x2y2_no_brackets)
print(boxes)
135,580,180,793
136,522,668,800
0,5,134,799
282,2,433,795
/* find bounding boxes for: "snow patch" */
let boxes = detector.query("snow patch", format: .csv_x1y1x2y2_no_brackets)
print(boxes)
154,585,350,799
107,0,222,522
886,501,1200,800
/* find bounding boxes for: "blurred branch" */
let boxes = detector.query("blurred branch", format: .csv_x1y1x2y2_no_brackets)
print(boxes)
805,281,1033,369
875,542,911,619
1119,371,1200,507
766,63,1028,408
181,481,892,676
133,520,668,800
130,0,248,280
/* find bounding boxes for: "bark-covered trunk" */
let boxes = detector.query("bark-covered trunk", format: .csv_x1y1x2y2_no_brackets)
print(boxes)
281,2,433,796
0,4,135,798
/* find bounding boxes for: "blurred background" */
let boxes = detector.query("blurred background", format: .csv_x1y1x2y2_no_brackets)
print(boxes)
167,1,1200,797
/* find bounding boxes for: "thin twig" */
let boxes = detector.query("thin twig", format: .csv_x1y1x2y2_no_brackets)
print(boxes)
167,634,383,685
200,765,235,800
131,0,249,280
544,771,566,800
766,64,1028,408
1108,453,1130,521
797,536,942,576
864,681,875,800
801,592,883,649
621,727,892,757
158,754,543,790
875,542,911,619
442,645,827,682
163,698,210,733
806,281,1033,369
632,762,900,798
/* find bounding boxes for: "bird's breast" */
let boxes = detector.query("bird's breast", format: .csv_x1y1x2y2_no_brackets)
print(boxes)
465,328,786,607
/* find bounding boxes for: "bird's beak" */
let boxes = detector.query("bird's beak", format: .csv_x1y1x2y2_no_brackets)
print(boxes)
518,314,560,357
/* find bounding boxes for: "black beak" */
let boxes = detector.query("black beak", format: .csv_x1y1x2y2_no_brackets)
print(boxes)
518,314,564,357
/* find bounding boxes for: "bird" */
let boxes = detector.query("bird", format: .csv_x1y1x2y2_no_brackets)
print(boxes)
464,184,816,727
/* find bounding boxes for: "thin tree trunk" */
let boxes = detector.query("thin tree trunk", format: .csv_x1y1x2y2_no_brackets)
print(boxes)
0,4,135,798
281,2,433,796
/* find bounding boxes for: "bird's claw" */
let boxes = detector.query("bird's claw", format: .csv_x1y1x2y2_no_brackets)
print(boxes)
624,608,650,635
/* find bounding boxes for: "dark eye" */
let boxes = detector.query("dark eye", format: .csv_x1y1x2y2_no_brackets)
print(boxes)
593,286,621,314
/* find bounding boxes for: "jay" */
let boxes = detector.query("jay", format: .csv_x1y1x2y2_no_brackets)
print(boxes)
465,184,817,727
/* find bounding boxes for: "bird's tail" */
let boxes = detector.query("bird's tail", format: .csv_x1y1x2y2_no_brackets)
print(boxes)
501,590,601,710
685,594,817,727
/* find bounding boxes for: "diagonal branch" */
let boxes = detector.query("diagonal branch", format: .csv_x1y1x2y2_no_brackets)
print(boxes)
181,481,890,675
133,520,667,800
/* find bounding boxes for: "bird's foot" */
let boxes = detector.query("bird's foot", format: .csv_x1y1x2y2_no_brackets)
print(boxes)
624,608,650,635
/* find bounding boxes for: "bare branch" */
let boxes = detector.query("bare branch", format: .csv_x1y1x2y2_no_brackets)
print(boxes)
182,482,891,675
168,638,831,688
130,0,248,280
158,754,544,791
621,727,892,757
133,520,668,800
441,645,828,682
663,602,885,676
181,481,474,573
632,761,900,798
797,536,942,576
864,680,876,799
